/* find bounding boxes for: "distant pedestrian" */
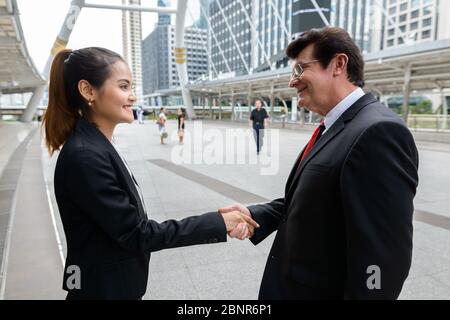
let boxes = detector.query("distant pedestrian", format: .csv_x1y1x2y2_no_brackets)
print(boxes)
249,99,269,154
157,107,168,144
137,105,144,124
177,107,186,144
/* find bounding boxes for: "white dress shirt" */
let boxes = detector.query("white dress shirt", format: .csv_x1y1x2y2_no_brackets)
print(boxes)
111,139,147,213
322,87,365,134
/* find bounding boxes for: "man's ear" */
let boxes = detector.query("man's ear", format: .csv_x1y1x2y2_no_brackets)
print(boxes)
78,80,95,103
333,54,349,77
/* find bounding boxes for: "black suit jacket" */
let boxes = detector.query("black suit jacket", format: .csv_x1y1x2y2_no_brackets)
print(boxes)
54,118,226,299
248,93,419,300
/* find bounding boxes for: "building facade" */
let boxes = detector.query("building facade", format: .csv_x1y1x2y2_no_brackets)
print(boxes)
331,0,373,53
122,0,143,104
208,0,252,77
208,0,372,76
142,24,208,95
380,0,450,49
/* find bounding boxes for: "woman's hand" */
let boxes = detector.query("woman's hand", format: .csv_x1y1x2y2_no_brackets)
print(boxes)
221,211,259,240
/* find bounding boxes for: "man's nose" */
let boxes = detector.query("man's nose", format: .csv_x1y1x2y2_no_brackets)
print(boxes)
289,77,299,88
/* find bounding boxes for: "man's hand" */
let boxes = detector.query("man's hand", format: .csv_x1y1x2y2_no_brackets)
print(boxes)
219,203,251,216
221,210,259,240
219,204,256,239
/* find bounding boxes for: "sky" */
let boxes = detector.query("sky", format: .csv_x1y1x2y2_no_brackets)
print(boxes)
17,0,200,72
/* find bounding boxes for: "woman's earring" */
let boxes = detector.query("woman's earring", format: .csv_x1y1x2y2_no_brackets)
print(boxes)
88,100,93,107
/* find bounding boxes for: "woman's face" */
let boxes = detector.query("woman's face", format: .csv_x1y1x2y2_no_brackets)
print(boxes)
91,60,136,125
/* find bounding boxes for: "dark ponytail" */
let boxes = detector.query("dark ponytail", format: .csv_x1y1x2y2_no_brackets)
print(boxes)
42,47,124,155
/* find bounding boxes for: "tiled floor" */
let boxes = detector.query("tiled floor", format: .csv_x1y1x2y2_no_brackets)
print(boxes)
1,119,449,299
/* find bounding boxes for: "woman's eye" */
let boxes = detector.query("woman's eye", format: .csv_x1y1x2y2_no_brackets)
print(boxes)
120,85,128,90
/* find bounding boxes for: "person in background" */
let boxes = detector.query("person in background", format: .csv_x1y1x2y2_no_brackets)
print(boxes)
136,105,144,124
158,107,167,144
249,99,269,155
177,107,186,145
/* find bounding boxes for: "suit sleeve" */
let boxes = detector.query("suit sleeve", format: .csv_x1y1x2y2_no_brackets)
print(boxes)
341,121,419,299
64,148,227,253
247,197,286,245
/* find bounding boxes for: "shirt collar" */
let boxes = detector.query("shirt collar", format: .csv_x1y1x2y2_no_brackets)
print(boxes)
323,87,365,134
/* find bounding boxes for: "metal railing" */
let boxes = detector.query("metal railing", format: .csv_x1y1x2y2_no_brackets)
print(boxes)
408,115,450,132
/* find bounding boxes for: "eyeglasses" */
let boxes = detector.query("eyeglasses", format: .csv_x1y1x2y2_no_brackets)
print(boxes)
291,59,321,79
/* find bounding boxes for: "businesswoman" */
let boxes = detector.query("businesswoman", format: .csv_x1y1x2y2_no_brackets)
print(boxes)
42,47,257,300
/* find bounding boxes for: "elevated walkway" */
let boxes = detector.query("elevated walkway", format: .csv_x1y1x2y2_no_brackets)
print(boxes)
0,122,64,299
0,120,449,299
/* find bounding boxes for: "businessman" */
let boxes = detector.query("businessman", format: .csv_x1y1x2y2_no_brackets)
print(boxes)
220,27,419,299
249,99,269,154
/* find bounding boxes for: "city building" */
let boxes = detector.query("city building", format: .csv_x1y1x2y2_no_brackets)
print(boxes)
330,0,373,53
142,21,208,99
380,0,450,49
208,0,252,77
122,0,144,104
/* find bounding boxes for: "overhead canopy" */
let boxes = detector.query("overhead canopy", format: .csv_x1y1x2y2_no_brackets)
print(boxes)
186,38,450,99
364,38,450,94
0,0,44,95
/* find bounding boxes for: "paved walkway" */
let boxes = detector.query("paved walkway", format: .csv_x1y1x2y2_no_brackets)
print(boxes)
1,119,450,299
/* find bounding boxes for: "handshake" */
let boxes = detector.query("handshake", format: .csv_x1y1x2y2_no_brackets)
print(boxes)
219,204,259,240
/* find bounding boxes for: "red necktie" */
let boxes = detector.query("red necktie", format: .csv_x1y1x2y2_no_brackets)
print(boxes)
300,121,325,162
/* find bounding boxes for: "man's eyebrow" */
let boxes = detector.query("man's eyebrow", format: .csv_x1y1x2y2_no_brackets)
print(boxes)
117,79,130,83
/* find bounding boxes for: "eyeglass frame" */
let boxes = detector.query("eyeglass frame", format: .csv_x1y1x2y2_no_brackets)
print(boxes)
291,59,322,79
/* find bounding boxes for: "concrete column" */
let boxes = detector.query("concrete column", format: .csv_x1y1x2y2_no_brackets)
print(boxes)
21,0,86,122
21,86,46,122
270,94,275,119
231,93,236,121
291,96,298,121
247,84,252,115
299,106,305,126
212,96,216,119
279,97,288,128
206,95,212,119
218,91,222,120
442,90,448,131
402,64,412,123
174,0,195,119
269,82,275,118
201,94,205,119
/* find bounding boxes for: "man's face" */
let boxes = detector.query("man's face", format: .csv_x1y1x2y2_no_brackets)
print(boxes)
288,44,334,116
255,100,262,110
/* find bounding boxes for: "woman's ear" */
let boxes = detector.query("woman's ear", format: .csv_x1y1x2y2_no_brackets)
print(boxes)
78,80,95,104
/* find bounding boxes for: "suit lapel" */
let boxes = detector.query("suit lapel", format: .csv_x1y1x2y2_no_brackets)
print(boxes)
286,120,344,200
77,119,144,214
285,93,378,202
107,145,144,214
284,145,306,196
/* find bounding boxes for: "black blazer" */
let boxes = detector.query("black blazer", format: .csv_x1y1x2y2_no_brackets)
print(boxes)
248,93,419,299
54,118,226,300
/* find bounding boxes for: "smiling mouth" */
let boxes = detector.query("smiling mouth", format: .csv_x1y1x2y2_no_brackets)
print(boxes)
298,87,307,96
123,105,133,111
